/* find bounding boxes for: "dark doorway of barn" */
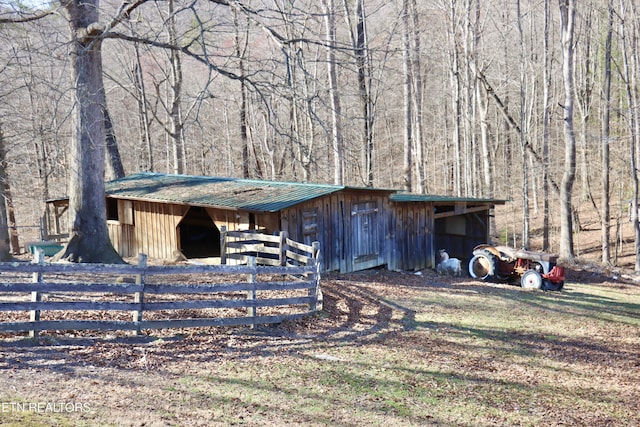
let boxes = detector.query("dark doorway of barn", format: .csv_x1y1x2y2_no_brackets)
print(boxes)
178,206,220,259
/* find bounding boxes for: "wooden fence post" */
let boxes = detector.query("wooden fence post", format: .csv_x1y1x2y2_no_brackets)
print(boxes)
247,256,257,327
220,226,227,265
308,241,322,312
132,253,147,335
279,231,287,266
29,248,45,338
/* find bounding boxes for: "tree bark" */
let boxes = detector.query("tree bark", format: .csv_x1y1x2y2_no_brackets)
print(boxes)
167,0,184,175
410,0,425,193
56,0,122,263
232,9,250,179
447,0,462,196
517,0,530,249
133,47,153,172
477,83,491,199
322,0,344,185
601,0,613,265
576,10,593,201
0,123,14,261
619,0,640,271
542,0,552,252
401,0,412,192
104,103,125,179
558,0,576,259
343,0,375,187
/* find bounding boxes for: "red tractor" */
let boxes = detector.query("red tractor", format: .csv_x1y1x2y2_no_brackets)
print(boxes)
468,244,565,291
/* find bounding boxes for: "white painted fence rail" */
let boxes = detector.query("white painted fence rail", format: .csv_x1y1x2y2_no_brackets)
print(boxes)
0,242,321,336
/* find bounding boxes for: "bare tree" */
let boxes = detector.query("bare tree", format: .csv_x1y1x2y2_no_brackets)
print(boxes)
0,123,14,260
164,0,185,174
542,0,552,252
516,0,530,249
445,0,462,196
600,0,613,265
322,0,344,185
401,0,412,192
342,0,376,187
410,0,425,193
233,8,250,178
52,0,122,263
104,102,125,179
575,9,594,202
132,42,154,171
618,0,640,271
558,0,577,259
461,0,476,197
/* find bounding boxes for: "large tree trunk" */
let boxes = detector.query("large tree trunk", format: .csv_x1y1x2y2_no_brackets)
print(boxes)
233,9,250,178
104,103,125,179
542,0,552,251
601,0,613,265
577,11,593,201
410,0,425,193
447,0,462,196
358,0,374,187
56,0,122,264
133,44,153,171
558,0,576,259
343,0,375,187
517,0,530,249
401,0,412,192
0,123,14,261
462,0,475,197
167,0,184,175
620,0,640,271
322,0,344,185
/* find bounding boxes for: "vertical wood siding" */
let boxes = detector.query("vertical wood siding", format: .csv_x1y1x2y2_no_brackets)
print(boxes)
105,193,492,273
282,191,391,273
107,222,135,258
389,202,434,271
125,201,186,259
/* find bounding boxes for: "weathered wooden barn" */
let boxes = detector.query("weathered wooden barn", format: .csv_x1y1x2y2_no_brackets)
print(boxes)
46,172,505,273
389,193,505,271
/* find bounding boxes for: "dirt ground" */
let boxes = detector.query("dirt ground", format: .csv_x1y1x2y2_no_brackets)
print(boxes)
0,262,639,426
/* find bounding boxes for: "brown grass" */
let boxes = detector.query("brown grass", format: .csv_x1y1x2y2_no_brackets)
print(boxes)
0,265,638,426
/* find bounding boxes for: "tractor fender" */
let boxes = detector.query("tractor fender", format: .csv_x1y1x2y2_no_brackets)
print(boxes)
472,244,500,257
472,244,516,262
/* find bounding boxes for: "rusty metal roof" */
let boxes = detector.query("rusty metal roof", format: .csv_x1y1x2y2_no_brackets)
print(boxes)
105,172,392,212
103,173,504,212
390,192,507,205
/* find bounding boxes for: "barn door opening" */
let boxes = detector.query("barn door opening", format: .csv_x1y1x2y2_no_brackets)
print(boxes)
177,206,220,259
351,201,382,271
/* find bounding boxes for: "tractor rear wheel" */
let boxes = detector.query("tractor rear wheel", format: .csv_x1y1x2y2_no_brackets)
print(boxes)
543,279,565,291
469,250,497,281
521,269,543,289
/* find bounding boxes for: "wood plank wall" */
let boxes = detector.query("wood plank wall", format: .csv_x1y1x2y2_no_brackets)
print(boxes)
135,201,186,259
106,193,481,273
389,202,434,271
282,191,392,273
107,222,135,257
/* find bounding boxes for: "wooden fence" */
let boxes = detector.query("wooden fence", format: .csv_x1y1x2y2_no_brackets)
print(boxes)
220,228,319,267
0,238,321,336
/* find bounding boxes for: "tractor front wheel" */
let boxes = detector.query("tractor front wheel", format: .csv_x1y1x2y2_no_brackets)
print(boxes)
521,269,543,289
469,250,497,281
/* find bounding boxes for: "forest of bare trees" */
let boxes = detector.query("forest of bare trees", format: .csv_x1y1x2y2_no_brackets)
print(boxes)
0,0,638,268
